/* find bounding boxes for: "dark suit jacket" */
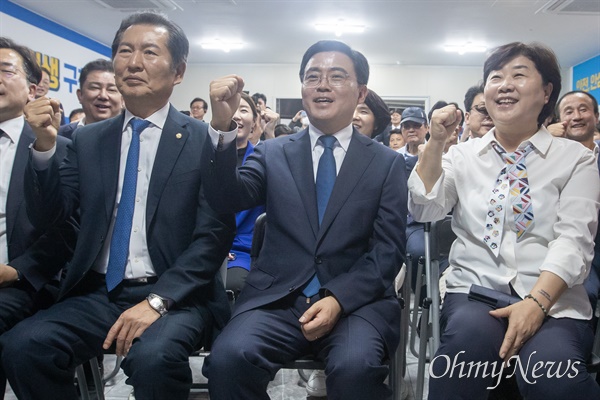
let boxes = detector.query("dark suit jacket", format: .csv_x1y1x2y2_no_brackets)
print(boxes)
7,122,77,292
57,121,78,140
25,107,235,329
202,128,407,351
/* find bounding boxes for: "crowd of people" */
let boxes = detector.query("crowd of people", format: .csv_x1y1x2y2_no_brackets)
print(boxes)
0,9,599,400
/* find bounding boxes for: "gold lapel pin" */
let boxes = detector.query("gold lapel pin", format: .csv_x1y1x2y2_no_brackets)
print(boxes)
176,133,182,139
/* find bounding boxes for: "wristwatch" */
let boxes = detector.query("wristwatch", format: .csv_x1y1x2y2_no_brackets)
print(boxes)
147,293,169,317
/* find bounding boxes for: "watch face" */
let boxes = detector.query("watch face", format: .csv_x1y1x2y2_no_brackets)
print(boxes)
150,297,162,309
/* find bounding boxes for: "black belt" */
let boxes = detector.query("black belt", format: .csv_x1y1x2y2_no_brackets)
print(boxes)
88,271,158,286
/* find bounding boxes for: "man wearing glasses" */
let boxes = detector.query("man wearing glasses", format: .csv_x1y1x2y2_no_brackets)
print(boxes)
0,37,77,396
463,83,495,139
201,40,407,399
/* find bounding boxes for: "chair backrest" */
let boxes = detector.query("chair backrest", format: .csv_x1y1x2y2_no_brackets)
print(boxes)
250,213,267,265
430,215,455,260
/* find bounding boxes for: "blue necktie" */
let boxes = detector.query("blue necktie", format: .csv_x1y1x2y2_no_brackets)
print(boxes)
105,119,151,291
303,135,337,297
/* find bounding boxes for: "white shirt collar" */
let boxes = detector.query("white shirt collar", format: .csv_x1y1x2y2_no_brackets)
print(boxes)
122,102,171,132
0,115,25,144
308,123,353,152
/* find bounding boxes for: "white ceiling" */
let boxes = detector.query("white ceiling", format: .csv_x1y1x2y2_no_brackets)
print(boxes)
7,0,600,69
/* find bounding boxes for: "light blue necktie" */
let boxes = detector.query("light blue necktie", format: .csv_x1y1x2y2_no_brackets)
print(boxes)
303,135,337,297
105,119,151,291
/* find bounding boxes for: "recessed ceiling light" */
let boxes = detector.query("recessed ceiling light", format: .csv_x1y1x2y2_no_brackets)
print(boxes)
444,42,487,55
314,19,366,37
200,39,244,53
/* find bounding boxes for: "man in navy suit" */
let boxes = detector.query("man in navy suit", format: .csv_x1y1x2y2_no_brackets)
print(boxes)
0,12,234,400
202,40,407,399
58,59,123,140
0,36,77,398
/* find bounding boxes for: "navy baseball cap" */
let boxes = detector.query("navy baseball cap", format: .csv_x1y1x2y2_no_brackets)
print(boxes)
400,107,427,125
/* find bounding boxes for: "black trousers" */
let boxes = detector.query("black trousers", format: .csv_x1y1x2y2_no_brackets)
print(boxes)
428,293,600,400
203,293,391,400
0,272,210,400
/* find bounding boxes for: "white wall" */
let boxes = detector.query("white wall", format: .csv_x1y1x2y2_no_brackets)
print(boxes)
172,63,484,120
173,63,574,121
1,11,110,116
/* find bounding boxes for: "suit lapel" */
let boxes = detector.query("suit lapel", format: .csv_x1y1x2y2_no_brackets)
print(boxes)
5,123,35,244
100,115,126,221
146,106,189,227
317,130,376,242
284,130,319,238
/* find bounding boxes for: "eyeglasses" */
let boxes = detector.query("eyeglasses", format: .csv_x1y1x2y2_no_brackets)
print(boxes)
471,105,489,117
402,122,424,130
302,72,350,88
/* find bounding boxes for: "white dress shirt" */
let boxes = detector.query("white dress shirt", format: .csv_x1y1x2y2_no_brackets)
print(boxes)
208,122,353,180
32,103,171,279
0,116,25,264
408,127,600,320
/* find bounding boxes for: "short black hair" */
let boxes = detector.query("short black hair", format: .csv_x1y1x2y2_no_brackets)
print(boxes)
69,108,84,120
190,97,208,111
299,40,369,85
429,100,464,126
111,11,188,70
79,59,114,87
0,37,42,85
251,93,267,105
484,42,561,127
363,89,391,136
556,90,599,117
274,124,293,137
464,83,484,112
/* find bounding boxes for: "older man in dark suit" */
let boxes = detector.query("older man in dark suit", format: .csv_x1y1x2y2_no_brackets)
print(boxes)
0,37,77,398
202,40,407,399
0,13,234,400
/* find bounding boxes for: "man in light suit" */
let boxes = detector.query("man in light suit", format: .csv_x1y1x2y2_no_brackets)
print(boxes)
0,12,234,400
202,40,407,399
0,36,77,398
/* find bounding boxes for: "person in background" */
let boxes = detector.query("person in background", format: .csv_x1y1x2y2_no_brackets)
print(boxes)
226,92,266,297
397,107,428,159
68,108,84,124
274,123,293,137
411,42,600,399
352,89,391,139
462,83,494,140
549,90,600,314
59,59,123,140
388,128,404,151
428,100,464,153
251,92,267,111
289,109,310,132
190,97,208,121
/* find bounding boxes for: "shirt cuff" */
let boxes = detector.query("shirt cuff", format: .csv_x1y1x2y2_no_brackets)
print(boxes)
208,122,238,151
407,165,445,204
31,142,56,170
